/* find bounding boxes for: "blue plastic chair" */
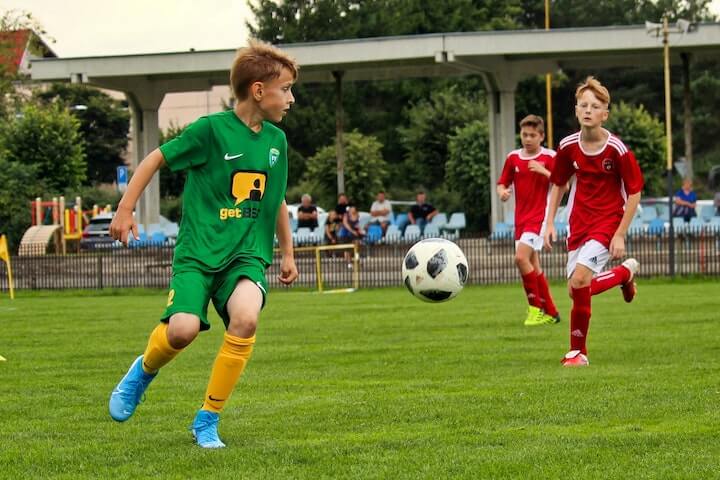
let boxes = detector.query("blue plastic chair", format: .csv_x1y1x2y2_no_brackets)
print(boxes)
394,213,409,231
430,213,448,229
150,231,166,245
648,218,665,235
641,206,657,223
404,224,422,241
384,225,401,244
490,222,512,240
365,224,383,244
423,224,441,238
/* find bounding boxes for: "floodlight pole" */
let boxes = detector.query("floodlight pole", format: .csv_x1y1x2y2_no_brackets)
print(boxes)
662,16,676,278
544,0,554,148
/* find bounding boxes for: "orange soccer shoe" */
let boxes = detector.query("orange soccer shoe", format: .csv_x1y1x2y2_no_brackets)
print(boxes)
620,258,639,303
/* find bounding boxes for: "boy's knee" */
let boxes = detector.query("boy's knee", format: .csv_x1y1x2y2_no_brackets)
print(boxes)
515,253,530,269
167,314,200,348
228,311,258,337
569,274,591,290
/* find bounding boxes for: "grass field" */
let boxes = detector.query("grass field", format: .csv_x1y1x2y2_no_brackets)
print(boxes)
1,281,719,479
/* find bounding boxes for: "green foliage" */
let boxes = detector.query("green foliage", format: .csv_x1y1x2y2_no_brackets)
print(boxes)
399,86,487,188
2,103,86,192
36,83,130,184
158,121,187,198
160,196,183,223
604,102,665,196
64,185,121,211
0,158,44,251
446,120,491,231
304,130,387,209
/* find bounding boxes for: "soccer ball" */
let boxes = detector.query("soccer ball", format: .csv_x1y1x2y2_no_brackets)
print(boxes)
402,238,469,302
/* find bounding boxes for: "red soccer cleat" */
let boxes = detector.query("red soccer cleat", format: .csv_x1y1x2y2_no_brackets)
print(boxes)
620,258,639,303
561,350,589,367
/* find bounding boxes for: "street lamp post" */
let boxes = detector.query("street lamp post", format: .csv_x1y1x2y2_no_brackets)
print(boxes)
646,17,695,278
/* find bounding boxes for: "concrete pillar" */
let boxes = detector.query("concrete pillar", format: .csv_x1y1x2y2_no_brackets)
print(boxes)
127,86,165,231
483,71,519,230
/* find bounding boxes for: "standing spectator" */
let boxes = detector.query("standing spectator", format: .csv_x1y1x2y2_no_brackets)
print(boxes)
408,191,437,234
334,193,350,219
714,190,720,216
673,178,697,222
369,191,393,233
297,193,318,229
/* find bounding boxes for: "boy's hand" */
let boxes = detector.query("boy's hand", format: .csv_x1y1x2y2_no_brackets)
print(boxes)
278,256,298,285
528,160,550,177
543,224,556,251
109,207,138,246
498,187,511,202
609,234,626,259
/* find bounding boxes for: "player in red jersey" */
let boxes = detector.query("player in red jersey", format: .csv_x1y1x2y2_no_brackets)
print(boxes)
497,115,560,327
544,77,642,367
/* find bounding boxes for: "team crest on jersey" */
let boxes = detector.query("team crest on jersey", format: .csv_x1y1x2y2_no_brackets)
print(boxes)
269,148,280,168
602,158,613,171
230,170,267,204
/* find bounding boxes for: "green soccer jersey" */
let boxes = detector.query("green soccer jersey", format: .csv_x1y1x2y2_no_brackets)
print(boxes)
159,110,288,272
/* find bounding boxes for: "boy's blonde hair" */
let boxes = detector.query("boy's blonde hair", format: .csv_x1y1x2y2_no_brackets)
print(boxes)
519,114,545,135
230,40,299,101
575,76,610,105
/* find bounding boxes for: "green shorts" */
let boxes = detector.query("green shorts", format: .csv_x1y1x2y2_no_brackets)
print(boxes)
161,256,268,331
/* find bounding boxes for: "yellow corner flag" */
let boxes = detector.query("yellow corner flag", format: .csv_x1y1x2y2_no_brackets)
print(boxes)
0,234,14,300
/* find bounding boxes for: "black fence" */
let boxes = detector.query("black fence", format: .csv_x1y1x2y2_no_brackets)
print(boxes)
2,228,719,292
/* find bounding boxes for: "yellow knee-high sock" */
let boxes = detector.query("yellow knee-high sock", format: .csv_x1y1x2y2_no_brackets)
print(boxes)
142,323,182,374
201,333,256,413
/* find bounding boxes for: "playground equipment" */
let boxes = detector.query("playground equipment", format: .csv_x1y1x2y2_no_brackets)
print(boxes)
20,196,110,255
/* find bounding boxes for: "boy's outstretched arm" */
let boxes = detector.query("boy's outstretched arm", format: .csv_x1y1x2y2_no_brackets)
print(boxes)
543,184,563,251
110,149,166,246
609,191,641,259
276,201,298,285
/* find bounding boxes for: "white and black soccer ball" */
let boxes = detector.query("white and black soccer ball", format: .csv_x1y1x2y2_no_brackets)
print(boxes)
402,238,469,303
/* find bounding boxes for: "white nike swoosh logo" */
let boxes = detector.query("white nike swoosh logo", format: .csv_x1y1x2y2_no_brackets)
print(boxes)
224,153,243,160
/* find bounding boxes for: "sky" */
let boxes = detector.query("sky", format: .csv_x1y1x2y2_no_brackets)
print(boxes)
4,0,720,58
3,0,254,57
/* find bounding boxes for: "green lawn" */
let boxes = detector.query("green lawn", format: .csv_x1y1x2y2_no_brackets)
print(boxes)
1,281,718,479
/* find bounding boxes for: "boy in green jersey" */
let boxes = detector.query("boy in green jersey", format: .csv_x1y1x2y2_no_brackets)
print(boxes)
108,40,299,448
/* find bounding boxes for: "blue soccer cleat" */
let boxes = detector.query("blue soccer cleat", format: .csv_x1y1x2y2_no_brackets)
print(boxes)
191,410,226,449
109,355,157,422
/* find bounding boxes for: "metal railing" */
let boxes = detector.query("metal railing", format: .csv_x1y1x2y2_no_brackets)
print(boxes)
1,228,719,292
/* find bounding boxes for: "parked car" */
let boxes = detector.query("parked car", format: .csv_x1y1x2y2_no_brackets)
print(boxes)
80,213,115,250
80,213,180,249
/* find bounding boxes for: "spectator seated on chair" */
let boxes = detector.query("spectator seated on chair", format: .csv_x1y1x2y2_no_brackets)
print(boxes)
297,193,319,230
338,206,365,243
672,178,697,223
408,191,438,235
369,190,393,233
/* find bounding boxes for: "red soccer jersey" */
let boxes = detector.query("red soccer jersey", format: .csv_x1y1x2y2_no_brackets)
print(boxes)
550,130,644,251
497,147,556,240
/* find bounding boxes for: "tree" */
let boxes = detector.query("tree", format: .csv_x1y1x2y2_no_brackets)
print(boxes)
0,158,45,251
36,83,130,185
604,101,665,196
158,121,187,198
3,103,86,192
304,131,387,209
398,85,487,188
446,120,491,231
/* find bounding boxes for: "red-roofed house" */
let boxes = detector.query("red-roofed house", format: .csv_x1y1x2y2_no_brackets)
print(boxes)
0,29,55,76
